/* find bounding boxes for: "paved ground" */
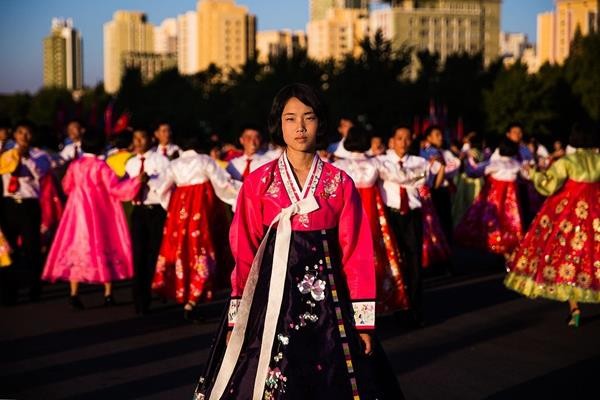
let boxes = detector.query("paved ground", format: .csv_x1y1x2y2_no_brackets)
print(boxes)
1,249,599,399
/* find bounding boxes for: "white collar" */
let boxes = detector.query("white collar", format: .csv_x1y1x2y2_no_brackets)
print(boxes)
347,152,367,160
282,151,319,201
181,149,198,158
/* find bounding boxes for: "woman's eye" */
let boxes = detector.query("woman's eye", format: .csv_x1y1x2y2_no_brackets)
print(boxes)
285,117,294,122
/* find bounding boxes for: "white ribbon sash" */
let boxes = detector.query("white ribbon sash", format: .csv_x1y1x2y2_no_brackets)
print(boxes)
210,195,320,400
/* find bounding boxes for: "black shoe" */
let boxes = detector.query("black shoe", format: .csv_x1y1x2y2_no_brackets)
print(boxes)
104,295,116,307
69,295,85,310
184,305,204,323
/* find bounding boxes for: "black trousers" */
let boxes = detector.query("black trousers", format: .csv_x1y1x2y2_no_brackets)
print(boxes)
387,208,424,319
131,204,166,312
0,198,42,304
431,186,453,243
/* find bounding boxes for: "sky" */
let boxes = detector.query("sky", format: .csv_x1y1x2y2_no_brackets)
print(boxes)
0,0,555,94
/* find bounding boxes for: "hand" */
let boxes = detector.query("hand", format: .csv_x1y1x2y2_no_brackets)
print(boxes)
359,332,372,356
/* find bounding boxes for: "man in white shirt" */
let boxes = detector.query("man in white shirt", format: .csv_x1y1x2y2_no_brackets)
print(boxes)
152,121,180,160
226,125,269,181
59,119,85,163
377,125,444,326
326,115,354,160
125,128,170,314
0,121,51,304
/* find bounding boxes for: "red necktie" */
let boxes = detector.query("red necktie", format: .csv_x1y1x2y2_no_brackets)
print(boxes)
162,146,167,157
73,144,79,160
135,156,145,203
398,160,410,215
242,158,252,181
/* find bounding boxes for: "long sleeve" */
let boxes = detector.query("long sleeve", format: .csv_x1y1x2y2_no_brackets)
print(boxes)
152,165,175,210
206,157,241,206
531,158,568,196
465,157,490,178
228,181,265,326
100,162,141,201
337,173,376,331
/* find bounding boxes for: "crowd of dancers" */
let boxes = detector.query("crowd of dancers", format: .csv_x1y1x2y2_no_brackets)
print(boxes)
0,103,598,331
0,81,599,398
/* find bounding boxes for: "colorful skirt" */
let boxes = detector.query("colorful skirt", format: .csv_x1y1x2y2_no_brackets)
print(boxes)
152,182,227,304
454,177,523,254
451,172,483,227
419,186,451,268
358,186,409,313
505,180,600,303
197,229,403,399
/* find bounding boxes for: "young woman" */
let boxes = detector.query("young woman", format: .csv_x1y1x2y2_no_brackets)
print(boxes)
454,138,526,257
504,122,600,328
333,125,409,314
152,135,240,318
195,84,403,399
41,131,141,309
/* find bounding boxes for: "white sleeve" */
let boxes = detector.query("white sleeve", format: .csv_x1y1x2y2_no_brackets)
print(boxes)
207,158,241,206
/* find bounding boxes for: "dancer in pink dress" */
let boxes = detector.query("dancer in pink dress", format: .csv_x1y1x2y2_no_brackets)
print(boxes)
42,131,141,309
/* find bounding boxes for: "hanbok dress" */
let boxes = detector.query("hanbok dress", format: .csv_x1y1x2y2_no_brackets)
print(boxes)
454,156,525,255
196,152,403,400
152,150,240,304
451,148,484,227
334,153,409,313
505,149,600,302
42,154,141,283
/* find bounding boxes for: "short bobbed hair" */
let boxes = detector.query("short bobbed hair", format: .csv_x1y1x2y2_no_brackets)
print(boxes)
268,83,328,147
343,125,371,153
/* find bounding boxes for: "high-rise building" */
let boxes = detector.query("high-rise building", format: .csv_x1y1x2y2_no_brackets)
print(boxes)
103,11,154,93
370,0,501,66
122,52,177,83
537,0,599,65
155,18,177,55
499,32,528,59
310,0,369,21
256,30,307,63
177,11,200,75
43,18,83,90
196,0,256,72
307,7,369,61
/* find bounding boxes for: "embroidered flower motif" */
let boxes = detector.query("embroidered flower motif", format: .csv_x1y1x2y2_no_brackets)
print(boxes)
298,214,309,227
570,231,587,251
266,178,281,198
298,273,326,301
575,201,589,219
192,213,201,221
180,208,189,220
577,272,592,288
528,258,539,273
555,199,568,214
595,269,600,281
558,263,575,280
320,171,341,199
515,256,528,271
542,266,556,281
264,367,287,397
593,218,600,232
559,220,573,233
277,334,289,346
539,215,550,229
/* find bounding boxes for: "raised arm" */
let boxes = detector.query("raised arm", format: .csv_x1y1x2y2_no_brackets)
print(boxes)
100,162,142,201
205,157,241,207
531,158,568,196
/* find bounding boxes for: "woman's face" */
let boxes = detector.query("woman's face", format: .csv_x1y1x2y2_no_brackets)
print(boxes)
281,97,318,153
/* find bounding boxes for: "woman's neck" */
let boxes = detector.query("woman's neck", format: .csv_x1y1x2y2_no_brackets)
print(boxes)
286,147,314,172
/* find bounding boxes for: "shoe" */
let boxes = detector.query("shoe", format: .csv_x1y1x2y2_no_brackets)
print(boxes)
69,295,85,310
104,294,116,307
184,303,204,322
567,308,581,328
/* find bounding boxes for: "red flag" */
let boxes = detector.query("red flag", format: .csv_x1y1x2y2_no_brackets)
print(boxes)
113,112,131,133
456,117,464,142
104,101,114,136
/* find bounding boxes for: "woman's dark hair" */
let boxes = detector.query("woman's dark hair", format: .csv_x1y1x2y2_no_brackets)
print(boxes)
268,83,328,147
423,124,443,139
178,134,208,153
569,120,599,149
498,136,519,157
81,129,106,155
343,125,371,153
111,130,133,150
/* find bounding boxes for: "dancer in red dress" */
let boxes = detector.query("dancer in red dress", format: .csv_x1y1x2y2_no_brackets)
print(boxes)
152,135,240,318
455,138,526,257
505,123,600,327
333,126,409,314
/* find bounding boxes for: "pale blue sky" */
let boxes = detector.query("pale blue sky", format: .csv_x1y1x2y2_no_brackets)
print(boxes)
0,0,554,93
